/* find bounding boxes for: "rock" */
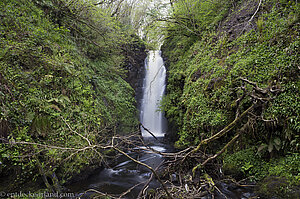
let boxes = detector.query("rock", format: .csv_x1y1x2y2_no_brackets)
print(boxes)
171,173,177,182
242,192,251,198
122,37,147,110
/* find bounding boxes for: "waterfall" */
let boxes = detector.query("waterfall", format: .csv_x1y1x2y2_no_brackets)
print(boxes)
140,50,167,137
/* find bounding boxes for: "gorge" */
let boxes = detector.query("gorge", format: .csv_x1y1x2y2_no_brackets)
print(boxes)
0,0,299,198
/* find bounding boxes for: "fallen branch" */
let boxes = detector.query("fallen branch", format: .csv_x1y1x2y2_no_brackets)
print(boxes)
239,0,262,36
138,173,153,198
192,133,241,174
118,182,144,199
137,161,164,198
79,188,116,199
239,77,267,94
185,104,254,160
249,0,262,23
202,132,240,166
214,185,228,199
1,139,112,153
61,116,91,146
140,123,158,140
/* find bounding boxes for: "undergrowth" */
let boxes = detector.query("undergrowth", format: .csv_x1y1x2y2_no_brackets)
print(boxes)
161,0,299,194
0,0,144,191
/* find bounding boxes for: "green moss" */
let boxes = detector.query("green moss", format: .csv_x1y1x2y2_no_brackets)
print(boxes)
224,149,300,185
163,0,299,197
224,149,300,197
223,147,269,181
0,0,144,191
162,0,299,153
257,176,300,199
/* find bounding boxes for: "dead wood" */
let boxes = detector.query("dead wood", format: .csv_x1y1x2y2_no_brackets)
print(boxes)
181,77,282,172
137,161,164,198
192,133,241,174
140,122,158,140
184,104,254,161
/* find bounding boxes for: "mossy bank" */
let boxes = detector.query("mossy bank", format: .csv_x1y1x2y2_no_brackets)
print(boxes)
161,0,299,197
0,0,146,192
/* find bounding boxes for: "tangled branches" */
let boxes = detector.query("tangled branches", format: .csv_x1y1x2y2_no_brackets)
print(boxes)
135,78,281,198
1,78,281,198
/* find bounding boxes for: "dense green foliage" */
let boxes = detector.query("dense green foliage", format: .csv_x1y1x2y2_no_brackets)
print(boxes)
0,0,145,190
223,148,300,183
224,149,300,198
0,0,299,196
161,0,299,190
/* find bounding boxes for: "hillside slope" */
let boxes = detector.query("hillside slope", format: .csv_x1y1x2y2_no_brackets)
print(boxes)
161,0,299,197
0,0,146,191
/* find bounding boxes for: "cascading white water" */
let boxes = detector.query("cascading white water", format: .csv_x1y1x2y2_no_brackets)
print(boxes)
140,50,167,137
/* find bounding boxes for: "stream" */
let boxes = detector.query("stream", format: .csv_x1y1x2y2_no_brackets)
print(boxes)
68,137,172,198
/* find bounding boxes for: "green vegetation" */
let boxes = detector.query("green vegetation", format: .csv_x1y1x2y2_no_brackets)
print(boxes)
0,0,299,197
161,0,299,195
224,148,300,183
224,149,300,198
0,0,146,191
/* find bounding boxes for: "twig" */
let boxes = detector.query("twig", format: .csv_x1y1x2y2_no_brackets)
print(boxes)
200,133,240,167
221,177,257,187
78,188,116,199
214,185,228,199
249,0,262,23
138,174,153,198
184,104,254,160
239,0,262,36
138,161,164,198
2,139,111,152
239,77,266,94
118,182,144,199
140,123,158,140
61,116,91,146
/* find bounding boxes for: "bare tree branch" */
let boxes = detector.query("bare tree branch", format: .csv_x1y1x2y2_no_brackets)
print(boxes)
185,104,254,160
61,116,91,146
79,188,116,199
249,0,262,23
140,122,158,140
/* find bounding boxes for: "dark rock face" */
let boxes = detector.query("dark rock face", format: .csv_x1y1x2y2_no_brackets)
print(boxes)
160,46,179,143
218,0,261,41
123,38,147,110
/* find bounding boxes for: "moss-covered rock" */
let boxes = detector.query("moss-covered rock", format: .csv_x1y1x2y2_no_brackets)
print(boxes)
224,149,300,197
256,176,300,199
